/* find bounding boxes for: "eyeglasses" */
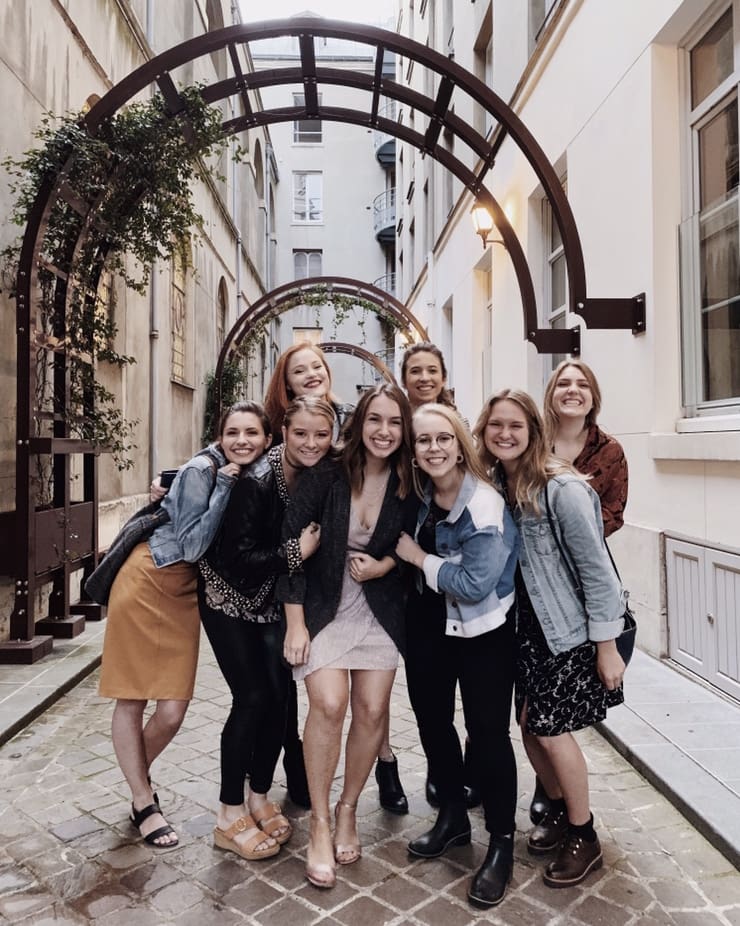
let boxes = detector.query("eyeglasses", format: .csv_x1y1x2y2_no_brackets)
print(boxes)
414,432,455,451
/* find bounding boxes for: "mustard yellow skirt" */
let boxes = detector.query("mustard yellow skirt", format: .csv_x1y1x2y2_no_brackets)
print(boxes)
98,542,200,701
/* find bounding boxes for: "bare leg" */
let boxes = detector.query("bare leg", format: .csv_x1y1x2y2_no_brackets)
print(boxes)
376,711,393,761
111,699,185,846
304,669,350,880
519,701,562,800
536,733,590,825
336,669,395,858
141,699,188,770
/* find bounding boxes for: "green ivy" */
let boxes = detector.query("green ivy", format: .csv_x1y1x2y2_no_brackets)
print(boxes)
2,86,231,469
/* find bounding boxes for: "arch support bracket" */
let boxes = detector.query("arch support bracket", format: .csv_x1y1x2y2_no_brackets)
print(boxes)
577,293,646,335
528,326,581,356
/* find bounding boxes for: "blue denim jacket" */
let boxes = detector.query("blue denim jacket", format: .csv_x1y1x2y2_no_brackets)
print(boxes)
148,444,237,567
515,474,625,654
414,472,519,638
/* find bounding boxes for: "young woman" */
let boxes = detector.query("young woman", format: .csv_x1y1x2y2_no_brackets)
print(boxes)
264,342,354,444
475,389,626,888
399,341,479,811
98,403,252,848
262,342,354,808
197,398,335,861
527,360,629,824
278,383,413,889
396,404,519,909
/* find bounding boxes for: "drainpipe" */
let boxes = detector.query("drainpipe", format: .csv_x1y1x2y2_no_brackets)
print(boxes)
146,0,158,478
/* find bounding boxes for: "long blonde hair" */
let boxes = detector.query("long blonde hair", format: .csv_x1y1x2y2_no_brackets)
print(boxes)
412,404,489,498
543,359,602,448
473,389,576,514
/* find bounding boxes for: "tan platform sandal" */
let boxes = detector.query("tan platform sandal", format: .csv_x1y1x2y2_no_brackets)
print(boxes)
334,798,361,865
306,814,336,889
252,801,293,845
213,814,280,860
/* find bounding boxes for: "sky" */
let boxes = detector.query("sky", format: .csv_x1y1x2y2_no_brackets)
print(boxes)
239,0,396,27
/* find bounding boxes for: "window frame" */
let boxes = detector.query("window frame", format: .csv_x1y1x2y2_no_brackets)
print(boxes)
293,249,323,280
292,92,323,144
292,171,324,224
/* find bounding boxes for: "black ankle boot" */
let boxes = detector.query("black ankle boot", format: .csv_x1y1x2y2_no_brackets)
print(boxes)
529,777,551,825
408,803,471,858
468,834,514,908
375,755,408,815
283,740,311,809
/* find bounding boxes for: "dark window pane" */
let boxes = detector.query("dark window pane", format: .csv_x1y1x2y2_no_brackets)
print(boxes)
691,8,734,109
699,98,739,209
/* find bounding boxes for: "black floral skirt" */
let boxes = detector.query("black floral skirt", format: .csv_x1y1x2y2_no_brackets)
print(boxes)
515,574,623,737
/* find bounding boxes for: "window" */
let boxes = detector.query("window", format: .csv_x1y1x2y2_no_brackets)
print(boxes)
543,185,568,373
474,16,494,137
293,327,322,346
680,6,740,413
293,93,323,143
170,242,191,385
216,278,228,347
294,250,323,279
293,171,323,222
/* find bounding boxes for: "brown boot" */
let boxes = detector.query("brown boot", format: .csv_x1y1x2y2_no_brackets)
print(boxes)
543,832,602,887
527,805,568,855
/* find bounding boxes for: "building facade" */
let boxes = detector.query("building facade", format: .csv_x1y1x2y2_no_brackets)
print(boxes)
0,0,273,641
396,0,740,699
250,31,398,402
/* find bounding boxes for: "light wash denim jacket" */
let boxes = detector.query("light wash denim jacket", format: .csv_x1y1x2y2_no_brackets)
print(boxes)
148,444,236,567
515,473,625,655
415,472,519,638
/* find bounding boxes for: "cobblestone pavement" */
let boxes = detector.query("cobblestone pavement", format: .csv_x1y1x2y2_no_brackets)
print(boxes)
1,639,740,926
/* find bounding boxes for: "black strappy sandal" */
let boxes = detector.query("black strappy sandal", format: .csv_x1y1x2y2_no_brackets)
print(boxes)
130,803,178,848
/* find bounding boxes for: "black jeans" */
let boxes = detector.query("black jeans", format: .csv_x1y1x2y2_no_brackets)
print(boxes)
199,588,290,804
406,594,517,835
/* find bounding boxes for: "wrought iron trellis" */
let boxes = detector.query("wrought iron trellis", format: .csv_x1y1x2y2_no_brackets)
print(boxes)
4,16,645,662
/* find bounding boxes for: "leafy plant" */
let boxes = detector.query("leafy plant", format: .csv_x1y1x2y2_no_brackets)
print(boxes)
2,86,230,470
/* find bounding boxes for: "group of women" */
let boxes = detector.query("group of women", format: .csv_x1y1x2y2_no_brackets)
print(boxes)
98,340,628,909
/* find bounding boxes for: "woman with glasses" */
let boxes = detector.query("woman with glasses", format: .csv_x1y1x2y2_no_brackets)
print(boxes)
396,403,519,909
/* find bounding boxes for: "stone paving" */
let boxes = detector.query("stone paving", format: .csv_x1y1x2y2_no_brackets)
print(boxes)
1,639,740,926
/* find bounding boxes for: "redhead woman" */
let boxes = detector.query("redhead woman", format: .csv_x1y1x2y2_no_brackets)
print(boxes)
396,404,519,908
278,383,413,889
197,398,335,861
528,360,629,824
264,342,354,444
475,389,626,888
98,402,254,848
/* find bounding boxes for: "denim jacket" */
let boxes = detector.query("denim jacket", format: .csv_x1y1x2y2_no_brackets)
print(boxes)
148,444,237,567
515,474,625,654
414,472,518,638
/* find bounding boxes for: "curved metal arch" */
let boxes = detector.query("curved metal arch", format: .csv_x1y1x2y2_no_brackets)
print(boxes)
83,16,643,342
318,342,397,387
213,276,425,414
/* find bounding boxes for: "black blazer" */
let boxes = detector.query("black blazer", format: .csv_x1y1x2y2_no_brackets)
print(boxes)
276,458,407,655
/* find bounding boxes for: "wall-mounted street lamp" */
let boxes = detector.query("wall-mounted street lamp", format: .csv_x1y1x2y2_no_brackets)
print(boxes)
470,203,507,249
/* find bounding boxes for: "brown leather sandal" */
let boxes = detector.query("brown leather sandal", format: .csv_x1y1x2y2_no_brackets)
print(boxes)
213,814,280,860
252,801,293,845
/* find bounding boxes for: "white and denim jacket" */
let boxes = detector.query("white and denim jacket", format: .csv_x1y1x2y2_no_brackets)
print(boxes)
515,473,625,654
414,472,519,638
148,444,237,567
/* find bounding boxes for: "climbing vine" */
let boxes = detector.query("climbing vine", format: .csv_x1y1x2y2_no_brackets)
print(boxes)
2,85,233,470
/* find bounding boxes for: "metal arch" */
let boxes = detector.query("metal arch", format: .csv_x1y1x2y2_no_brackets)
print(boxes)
213,276,426,416
319,342,397,387
83,15,644,340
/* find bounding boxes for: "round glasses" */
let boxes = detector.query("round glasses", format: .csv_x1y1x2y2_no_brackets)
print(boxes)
414,432,455,451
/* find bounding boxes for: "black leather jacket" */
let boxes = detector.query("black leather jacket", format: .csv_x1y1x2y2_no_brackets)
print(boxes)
199,447,301,618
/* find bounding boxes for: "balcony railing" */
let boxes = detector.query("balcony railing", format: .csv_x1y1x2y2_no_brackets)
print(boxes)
372,272,396,296
374,100,397,165
373,188,396,242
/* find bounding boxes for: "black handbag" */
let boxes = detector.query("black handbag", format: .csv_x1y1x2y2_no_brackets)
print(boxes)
84,501,170,605
544,485,637,666
84,448,220,606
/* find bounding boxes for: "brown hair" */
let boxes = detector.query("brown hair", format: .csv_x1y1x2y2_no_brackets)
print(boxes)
282,395,336,432
341,383,413,500
217,400,271,442
543,359,602,447
411,404,489,497
263,342,340,437
473,389,574,514
400,341,457,408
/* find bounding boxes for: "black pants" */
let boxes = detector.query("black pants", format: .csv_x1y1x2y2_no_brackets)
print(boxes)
199,589,290,804
406,595,517,835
